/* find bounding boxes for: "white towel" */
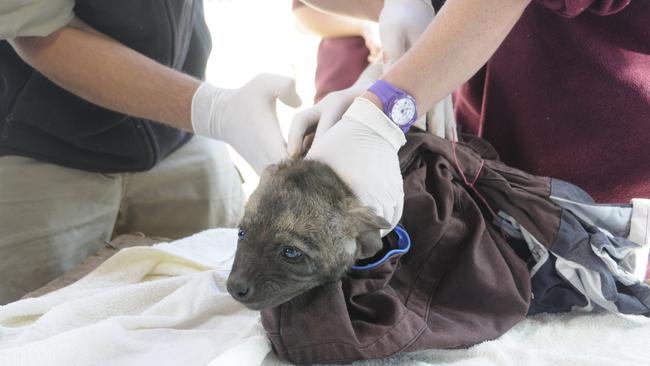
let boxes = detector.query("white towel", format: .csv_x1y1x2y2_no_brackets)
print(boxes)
0,229,269,366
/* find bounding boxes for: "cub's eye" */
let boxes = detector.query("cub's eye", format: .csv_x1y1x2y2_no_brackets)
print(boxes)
280,246,304,262
237,228,245,240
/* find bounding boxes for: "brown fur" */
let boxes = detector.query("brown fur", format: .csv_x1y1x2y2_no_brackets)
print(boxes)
226,159,389,310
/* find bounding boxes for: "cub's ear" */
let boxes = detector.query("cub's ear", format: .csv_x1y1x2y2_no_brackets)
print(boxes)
347,205,391,259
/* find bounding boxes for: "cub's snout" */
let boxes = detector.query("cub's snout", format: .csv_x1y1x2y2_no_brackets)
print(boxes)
226,274,253,302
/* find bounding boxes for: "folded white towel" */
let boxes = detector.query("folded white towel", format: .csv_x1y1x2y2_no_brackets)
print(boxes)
0,229,269,366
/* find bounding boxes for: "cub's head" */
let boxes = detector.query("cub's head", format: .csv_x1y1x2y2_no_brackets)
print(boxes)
226,159,389,310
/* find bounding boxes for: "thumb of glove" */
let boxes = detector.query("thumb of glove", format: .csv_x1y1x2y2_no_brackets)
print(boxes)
288,108,321,158
314,107,344,139
258,74,302,108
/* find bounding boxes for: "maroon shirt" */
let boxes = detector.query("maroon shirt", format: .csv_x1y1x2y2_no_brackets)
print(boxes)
292,0,369,102
455,0,650,203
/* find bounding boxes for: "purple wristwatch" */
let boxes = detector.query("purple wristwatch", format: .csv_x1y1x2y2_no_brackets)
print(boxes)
367,80,418,133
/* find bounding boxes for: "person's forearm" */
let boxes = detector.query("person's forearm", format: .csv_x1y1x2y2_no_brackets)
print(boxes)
364,0,530,116
9,18,200,131
299,0,384,21
293,6,373,38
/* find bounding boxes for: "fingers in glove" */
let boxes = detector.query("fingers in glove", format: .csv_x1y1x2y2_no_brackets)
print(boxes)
288,108,320,158
381,36,408,70
301,132,316,157
362,27,383,63
266,74,303,108
314,108,344,140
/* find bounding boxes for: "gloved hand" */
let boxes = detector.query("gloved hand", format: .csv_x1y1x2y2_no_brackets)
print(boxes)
191,73,302,174
306,98,406,230
288,63,382,158
359,21,382,63
379,0,435,70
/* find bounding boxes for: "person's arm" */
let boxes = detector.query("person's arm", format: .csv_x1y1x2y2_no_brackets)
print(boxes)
10,17,302,174
299,0,384,21
293,4,378,39
363,0,531,116
10,17,199,131
293,4,380,61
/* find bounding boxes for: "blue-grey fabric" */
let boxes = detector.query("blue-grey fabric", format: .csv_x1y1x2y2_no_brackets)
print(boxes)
497,178,650,316
527,255,588,315
551,179,632,237
553,209,649,314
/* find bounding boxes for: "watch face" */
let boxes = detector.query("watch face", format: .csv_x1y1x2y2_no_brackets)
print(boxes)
390,97,416,126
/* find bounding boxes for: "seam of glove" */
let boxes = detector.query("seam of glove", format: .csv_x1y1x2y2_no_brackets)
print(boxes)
191,81,217,137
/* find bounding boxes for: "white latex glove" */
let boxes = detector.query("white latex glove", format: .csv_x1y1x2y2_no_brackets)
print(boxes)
191,73,302,174
306,98,406,230
359,21,382,63
379,0,435,70
288,63,382,158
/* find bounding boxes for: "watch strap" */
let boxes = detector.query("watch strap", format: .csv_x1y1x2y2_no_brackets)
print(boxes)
367,80,399,115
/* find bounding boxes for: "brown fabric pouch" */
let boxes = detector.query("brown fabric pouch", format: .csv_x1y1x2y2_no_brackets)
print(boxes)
262,132,563,364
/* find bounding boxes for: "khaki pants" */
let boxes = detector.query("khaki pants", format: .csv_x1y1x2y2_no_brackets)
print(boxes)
0,136,245,304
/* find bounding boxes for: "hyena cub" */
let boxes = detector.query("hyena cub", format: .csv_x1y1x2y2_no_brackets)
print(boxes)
227,159,389,310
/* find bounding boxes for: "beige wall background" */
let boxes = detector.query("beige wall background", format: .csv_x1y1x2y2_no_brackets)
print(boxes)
204,0,320,196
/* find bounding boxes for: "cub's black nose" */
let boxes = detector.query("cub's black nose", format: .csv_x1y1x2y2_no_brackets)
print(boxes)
227,277,253,301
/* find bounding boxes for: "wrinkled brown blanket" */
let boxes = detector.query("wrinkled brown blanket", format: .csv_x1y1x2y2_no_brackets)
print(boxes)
262,132,568,364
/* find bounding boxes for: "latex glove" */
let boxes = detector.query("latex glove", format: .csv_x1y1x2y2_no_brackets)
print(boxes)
379,0,435,70
191,73,302,174
288,63,382,158
359,21,382,63
306,98,406,230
